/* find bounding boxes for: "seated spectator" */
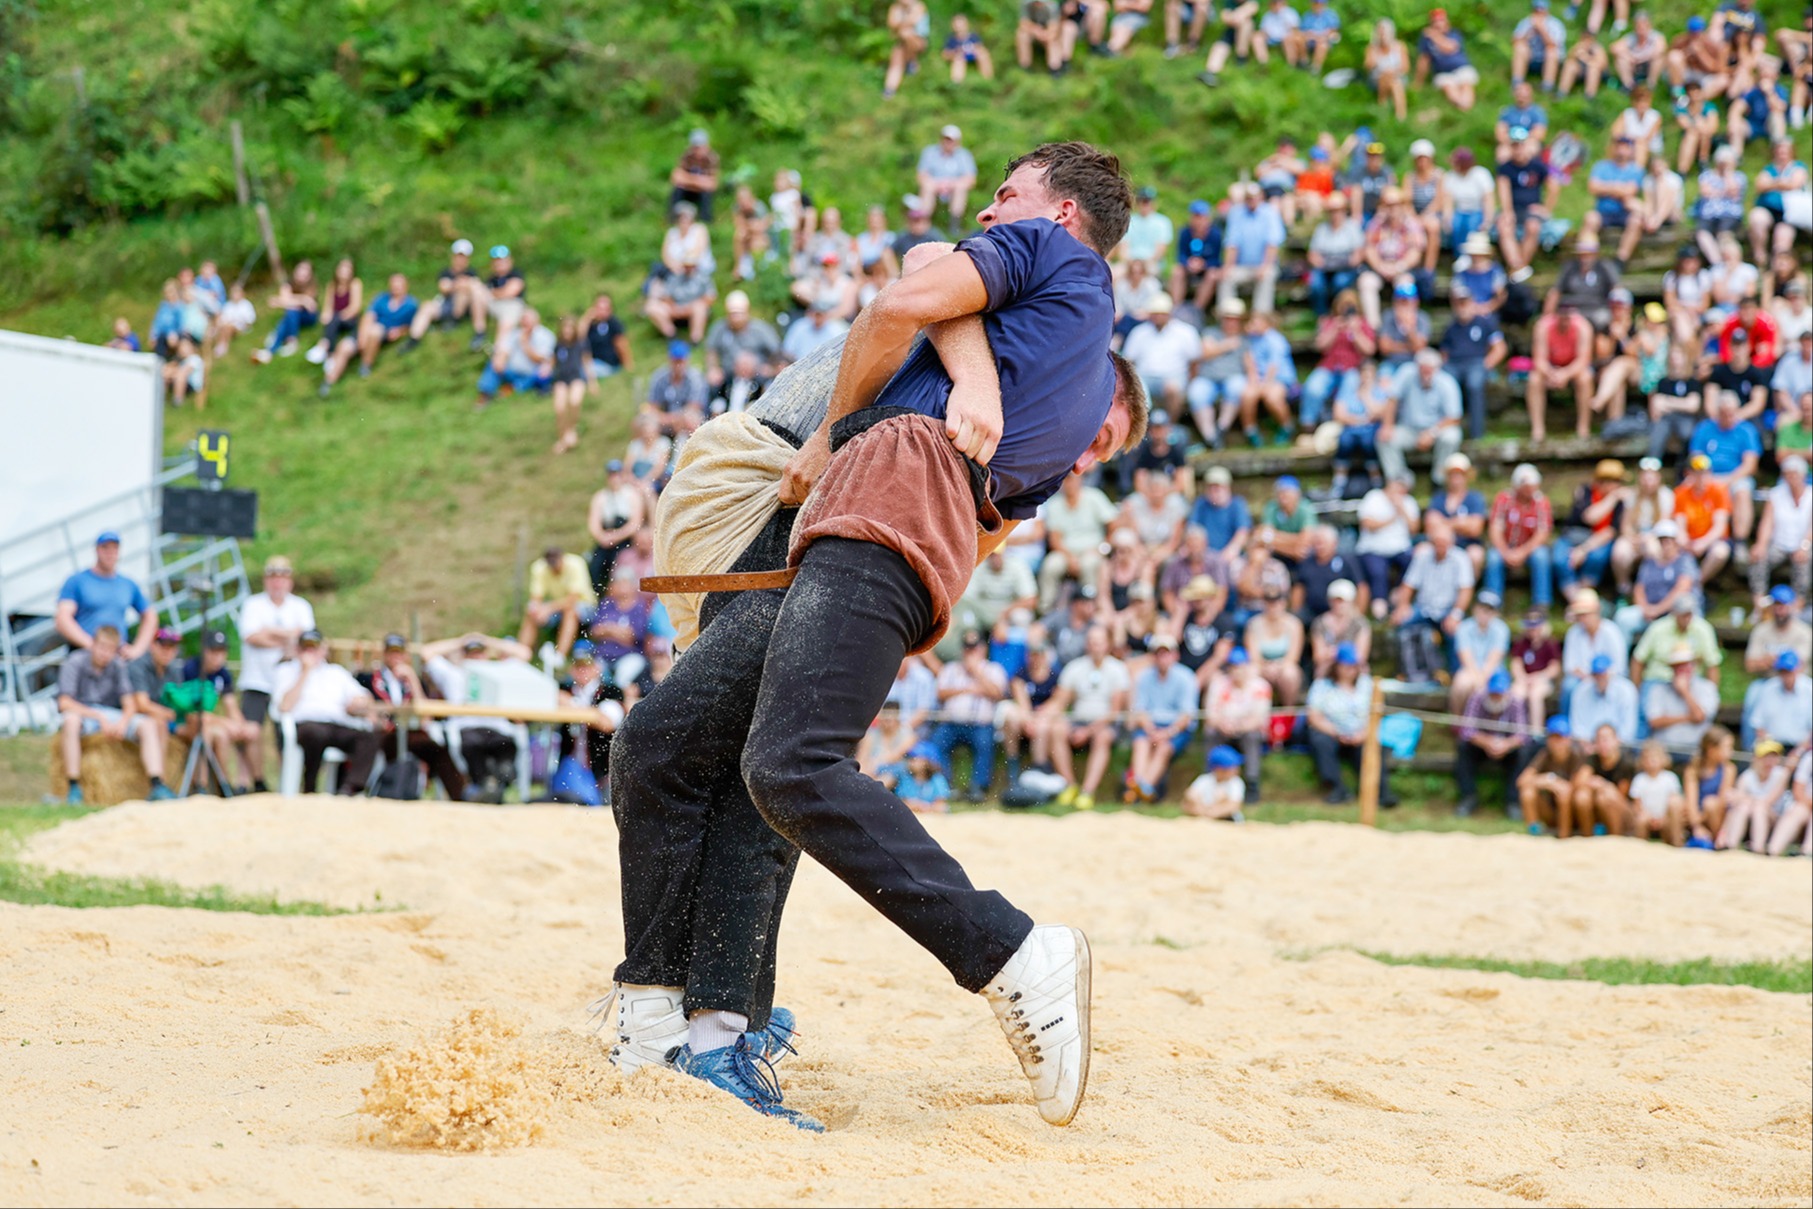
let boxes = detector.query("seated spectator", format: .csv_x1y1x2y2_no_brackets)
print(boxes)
475,308,554,411
1203,646,1271,801
645,340,710,432
1259,475,1316,565
1554,459,1629,606
1749,456,1812,606
160,335,204,408
1187,465,1253,561
930,632,1008,801
791,249,859,321
1612,13,1666,92
668,128,721,222
1374,275,1431,373
1174,575,1234,676
518,545,595,662
703,291,780,390
1771,746,1813,858
1527,305,1594,444
1038,471,1119,609
1306,195,1365,318
1440,149,1497,260
883,0,931,97
1358,191,1430,330
1719,739,1790,853
884,654,940,737
1198,0,1261,87
1125,634,1199,802
1303,561,1364,661
1707,316,1774,421
780,297,850,362
942,13,995,80
1510,605,1562,725
1306,644,1392,804
1749,139,1808,266
1694,146,1750,263
367,633,469,802
1362,19,1410,119
1645,348,1705,464
1771,326,1813,432
1170,199,1224,312
1455,668,1528,817
1570,722,1636,836
1643,644,1720,756
1001,641,1061,782
1585,137,1648,264
1746,586,1813,687
1403,140,1447,274
274,629,385,796
892,743,953,815
545,315,596,455
1393,513,1477,673
1340,137,1397,224
1485,464,1555,610
1674,453,1736,582
1121,294,1200,416
1558,24,1609,96
1416,8,1477,109
1568,654,1639,746
1186,299,1247,444
1683,725,1736,844
212,284,255,358
1705,233,1759,320
559,642,628,777
1301,289,1373,428
955,550,1039,654
1121,468,1189,559
644,257,715,343
1018,0,1077,74
588,566,655,691
1114,258,1168,339
1631,593,1720,686
1160,526,1232,618
323,273,416,397
1217,184,1285,317
1510,0,1566,89
1126,408,1192,497
1517,717,1581,833
1228,526,1289,625
916,124,978,237
1183,745,1250,819
1293,0,1341,73
1627,739,1689,846
56,625,174,804
106,316,141,352
1236,309,1298,446
1321,359,1391,501
1355,471,1421,619
1561,586,1628,705
304,258,362,368
1548,234,1620,334
1041,587,1099,668
406,240,486,351
421,633,529,801
1423,453,1488,575
1745,650,1813,750
1251,0,1301,65
1588,291,1657,424
1438,286,1507,441
1050,625,1131,810
1497,80,1551,164
57,530,157,658
251,260,320,364
1243,588,1305,706
1380,349,1462,488
1611,83,1666,167
1495,131,1553,272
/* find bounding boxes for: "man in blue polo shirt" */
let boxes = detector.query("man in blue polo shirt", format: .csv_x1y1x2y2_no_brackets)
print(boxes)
1688,389,1764,540
55,531,158,659
322,273,419,396
1587,136,1646,264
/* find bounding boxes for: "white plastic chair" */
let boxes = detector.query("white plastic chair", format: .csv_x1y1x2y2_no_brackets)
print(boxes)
276,714,384,796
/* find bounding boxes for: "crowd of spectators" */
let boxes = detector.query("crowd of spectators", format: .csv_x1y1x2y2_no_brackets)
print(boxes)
72,0,1813,853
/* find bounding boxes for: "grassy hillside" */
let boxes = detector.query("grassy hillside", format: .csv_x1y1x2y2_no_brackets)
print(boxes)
0,0,1750,635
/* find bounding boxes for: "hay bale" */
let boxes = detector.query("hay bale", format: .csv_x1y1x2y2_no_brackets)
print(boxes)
47,732,193,805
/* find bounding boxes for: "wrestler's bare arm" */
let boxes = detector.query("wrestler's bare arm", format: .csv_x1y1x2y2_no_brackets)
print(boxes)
781,249,995,504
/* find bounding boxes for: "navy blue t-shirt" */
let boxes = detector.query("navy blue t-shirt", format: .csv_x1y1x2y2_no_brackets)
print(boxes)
1440,313,1504,363
58,569,149,637
1176,223,1223,270
870,218,1116,520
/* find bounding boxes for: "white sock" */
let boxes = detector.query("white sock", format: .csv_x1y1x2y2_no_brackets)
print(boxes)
687,1009,749,1054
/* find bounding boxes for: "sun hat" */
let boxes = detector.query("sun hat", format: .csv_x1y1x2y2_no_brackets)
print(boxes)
1328,579,1357,601
1594,459,1628,481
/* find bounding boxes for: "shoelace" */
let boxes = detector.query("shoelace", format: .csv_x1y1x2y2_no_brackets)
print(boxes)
721,1038,788,1108
998,990,1045,1067
757,1015,799,1061
585,989,618,1036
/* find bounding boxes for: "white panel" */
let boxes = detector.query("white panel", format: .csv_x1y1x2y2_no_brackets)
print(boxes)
0,329,163,613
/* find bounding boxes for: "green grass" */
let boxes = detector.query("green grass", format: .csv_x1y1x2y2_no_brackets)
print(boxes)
0,802,358,914
1343,950,1813,994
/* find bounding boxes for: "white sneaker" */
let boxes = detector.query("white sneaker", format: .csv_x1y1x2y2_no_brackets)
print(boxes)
983,924,1092,1126
590,983,687,1073
304,340,329,365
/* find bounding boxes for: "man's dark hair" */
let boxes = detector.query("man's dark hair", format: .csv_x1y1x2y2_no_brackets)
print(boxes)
1110,352,1150,453
1003,141,1132,257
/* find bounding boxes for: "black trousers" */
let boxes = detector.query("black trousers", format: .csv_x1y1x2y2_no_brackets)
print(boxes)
459,727,517,785
295,722,384,795
1307,728,1390,799
743,537,1034,994
392,727,468,801
1455,739,1526,806
612,585,798,1026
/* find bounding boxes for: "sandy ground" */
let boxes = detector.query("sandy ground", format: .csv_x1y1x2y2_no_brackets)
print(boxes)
2,796,1809,1207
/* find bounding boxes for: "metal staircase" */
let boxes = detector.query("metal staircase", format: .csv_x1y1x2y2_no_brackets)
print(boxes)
0,451,250,734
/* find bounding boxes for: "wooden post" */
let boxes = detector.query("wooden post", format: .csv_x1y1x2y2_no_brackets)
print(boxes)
254,201,284,285
1357,677,1386,827
230,120,251,207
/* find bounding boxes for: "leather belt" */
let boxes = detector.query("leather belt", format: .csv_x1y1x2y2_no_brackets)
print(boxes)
640,568,798,595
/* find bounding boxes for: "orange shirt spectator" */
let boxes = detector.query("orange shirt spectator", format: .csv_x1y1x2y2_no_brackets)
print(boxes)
1675,476,1731,541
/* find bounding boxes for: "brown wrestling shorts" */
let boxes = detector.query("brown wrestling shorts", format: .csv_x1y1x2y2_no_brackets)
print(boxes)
790,408,1003,655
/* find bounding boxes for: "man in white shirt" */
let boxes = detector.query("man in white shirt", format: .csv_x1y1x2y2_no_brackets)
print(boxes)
237,555,315,791
1049,625,1130,810
1748,454,1811,606
272,630,383,794
930,633,1010,801
1036,471,1120,609
1120,295,1201,414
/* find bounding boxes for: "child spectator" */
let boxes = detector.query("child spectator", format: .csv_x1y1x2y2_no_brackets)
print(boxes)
1719,739,1789,851
883,0,931,98
1682,725,1735,844
1363,19,1410,120
892,743,952,814
214,284,256,358
943,13,995,81
105,317,140,352
1296,0,1342,75
1625,740,1686,844
251,260,319,363
550,315,595,455
1203,647,1271,797
1182,745,1249,819
161,336,204,407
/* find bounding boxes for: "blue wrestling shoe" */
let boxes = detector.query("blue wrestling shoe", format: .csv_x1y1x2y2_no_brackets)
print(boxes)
749,1006,799,1066
673,1036,825,1132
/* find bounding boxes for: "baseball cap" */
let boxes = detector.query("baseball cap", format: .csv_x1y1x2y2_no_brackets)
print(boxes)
961,630,986,649
263,556,294,576
906,741,941,764
202,629,229,650
1310,146,1330,161
902,193,928,216
1523,607,1547,628
1227,646,1251,666
940,123,962,140
1336,643,1360,666
383,632,408,650
1076,583,1098,600
461,637,488,653
1366,141,1387,155
1394,278,1420,299
450,238,474,256
1205,466,1233,487
1638,456,1663,472
1755,738,1785,756
1786,455,1811,475
606,458,625,473
1787,280,1807,297
1652,519,1681,539
1770,585,1798,605
1328,579,1356,602
1508,125,1531,142
569,640,596,664
688,127,709,146
153,626,180,644
809,295,839,313
1275,474,1301,493
299,628,325,646
667,339,691,359
724,289,750,311
1531,0,1549,9
1568,587,1602,614
1409,138,1435,159
1777,650,1802,671
1208,745,1243,770
1644,302,1667,323
1475,590,1503,610
1188,199,1212,216
1512,463,1541,487
1148,293,1175,314
1150,410,1172,426
1415,347,1443,367
1443,452,1473,475
1670,593,1696,614
489,244,510,259
1150,633,1179,651
1136,185,1158,201
1686,14,1706,30
1487,669,1512,694
1609,286,1633,304
1614,134,1635,144
1729,327,1750,345
1688,453,1712,471
1590,654,1613,675
1546,716,1571,737
96,530,120,545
